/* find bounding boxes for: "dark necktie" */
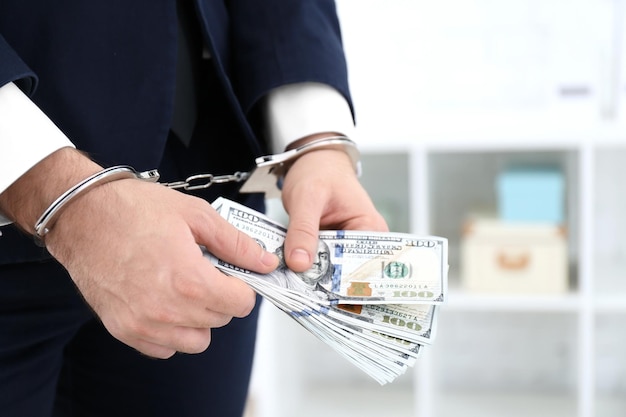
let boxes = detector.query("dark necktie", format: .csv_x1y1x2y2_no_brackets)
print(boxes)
171,0,202,146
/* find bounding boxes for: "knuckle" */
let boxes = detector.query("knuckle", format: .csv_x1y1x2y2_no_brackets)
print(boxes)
234,229,268,261
121,316,151,340
289,220,318,239
156,349,177,359
235,291,257,318
151,308,179,325
233,230,253,257
179,331,212,354
104,318,127,342
172,276,206,301
217,315,234,328
205,313,233,329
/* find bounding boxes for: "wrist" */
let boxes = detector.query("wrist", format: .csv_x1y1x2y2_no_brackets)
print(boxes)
285,132,345,151
0,147,102,233
240,135,361,198
285,133,360,175
34,165,159,246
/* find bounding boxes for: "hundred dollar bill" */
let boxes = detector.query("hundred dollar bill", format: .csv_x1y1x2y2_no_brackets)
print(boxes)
329,302,438,345
317,230,447,304
210,197,448,305
242,272,438,346
293,311,420,384
289,311,417,384
208,197,447,384
238,264,437,347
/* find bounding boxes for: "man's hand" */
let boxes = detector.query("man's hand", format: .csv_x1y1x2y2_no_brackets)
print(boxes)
46,178,278,358
280,145,389,272
0,148,279,359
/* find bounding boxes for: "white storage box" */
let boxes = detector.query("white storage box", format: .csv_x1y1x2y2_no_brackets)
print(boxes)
461,219,568,294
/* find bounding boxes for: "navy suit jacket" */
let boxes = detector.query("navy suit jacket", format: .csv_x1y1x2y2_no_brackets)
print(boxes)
0,0,352,264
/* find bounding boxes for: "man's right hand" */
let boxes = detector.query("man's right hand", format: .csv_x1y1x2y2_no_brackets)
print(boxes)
0,147,278,358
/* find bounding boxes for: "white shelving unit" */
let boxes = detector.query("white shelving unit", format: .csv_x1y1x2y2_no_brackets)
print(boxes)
246,1,626,416
248,126,626,417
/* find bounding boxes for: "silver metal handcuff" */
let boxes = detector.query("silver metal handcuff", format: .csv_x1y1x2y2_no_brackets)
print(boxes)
162,136,360,197
33,136,360,245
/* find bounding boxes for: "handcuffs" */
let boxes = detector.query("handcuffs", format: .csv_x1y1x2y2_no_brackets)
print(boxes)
239,136,361,198
33,136,360,245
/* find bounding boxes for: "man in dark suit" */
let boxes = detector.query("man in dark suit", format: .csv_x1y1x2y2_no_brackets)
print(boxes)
0,1,388,416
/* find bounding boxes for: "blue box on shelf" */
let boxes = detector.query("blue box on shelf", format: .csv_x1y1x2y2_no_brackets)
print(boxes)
497,166,565,224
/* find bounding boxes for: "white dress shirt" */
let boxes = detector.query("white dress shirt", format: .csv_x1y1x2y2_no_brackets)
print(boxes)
0,81,355,226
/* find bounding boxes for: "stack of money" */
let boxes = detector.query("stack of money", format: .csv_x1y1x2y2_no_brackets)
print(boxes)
205,197,448,385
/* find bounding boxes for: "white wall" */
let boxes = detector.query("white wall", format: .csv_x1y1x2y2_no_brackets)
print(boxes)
336,0,624,146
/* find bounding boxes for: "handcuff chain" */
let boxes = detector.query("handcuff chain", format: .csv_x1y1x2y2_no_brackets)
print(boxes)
28,137,357,245
160,136,358,195
160,171,251,191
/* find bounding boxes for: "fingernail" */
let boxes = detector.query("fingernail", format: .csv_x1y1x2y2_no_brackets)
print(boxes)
290,248,311,266
261,251,279,268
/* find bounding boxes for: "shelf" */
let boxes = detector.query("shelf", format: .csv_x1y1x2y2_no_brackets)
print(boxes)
594,295,626,313
444,291,582,312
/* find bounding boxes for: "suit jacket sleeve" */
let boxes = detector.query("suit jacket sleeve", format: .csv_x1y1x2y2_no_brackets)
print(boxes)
227,0,353,119
0,34,37,94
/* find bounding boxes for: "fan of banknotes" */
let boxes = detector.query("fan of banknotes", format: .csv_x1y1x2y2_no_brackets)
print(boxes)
205,197,448,385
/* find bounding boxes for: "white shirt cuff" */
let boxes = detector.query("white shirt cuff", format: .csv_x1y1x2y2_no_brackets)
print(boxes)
264,82,355,153
0,82,75,226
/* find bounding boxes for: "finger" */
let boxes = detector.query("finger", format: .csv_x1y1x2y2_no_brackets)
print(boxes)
190,205,279,273
127,338,177,359
200,270,259,318
166,326,213,354
125,327,213,358
102,281,237,349
167,260,257,320
342,212,390,232
281,187,325,272
127,322,215,353
333,192,390,232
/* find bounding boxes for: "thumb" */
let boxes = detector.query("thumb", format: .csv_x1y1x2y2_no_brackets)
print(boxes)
192,208,279,274
282,197,324,272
